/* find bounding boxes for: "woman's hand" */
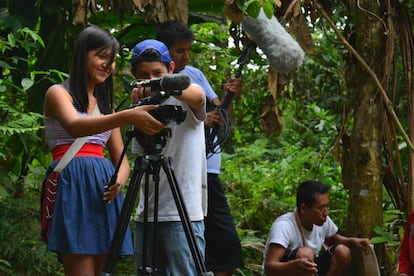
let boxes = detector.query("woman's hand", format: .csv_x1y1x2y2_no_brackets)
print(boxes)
103,179,123,203
128,105,166,135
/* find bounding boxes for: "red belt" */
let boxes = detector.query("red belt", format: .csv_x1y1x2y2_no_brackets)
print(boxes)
52,143,104,161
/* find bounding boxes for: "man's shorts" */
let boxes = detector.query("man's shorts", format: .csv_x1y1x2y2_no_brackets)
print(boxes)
204,173,244,272
282,245,337,275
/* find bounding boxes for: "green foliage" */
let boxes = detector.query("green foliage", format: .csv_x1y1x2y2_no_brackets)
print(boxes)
190,22,238,89
0,23,66,274
371,225,399,246
0,196,63,274
218,99,348,273
7,27,45,51
291,31,348,118
0,26,60,204
369,208,405,274
0,101,43,136
221,101,346,232
0,259,12,275
0,27,45,98
189,21,271,151
238,0,275,18
0,1,408,275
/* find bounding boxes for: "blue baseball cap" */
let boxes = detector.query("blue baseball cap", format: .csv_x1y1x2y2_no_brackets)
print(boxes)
130,39,172,65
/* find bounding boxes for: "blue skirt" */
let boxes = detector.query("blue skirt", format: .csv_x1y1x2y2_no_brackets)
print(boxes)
46,156,133,255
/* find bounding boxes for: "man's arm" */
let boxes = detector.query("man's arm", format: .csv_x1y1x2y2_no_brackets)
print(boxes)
205,78,242,128
264,243,317,276
174,84,205,120
325,233,371,253
264,243,294,275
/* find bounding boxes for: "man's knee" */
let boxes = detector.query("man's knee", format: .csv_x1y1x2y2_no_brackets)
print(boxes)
332,244,351,265
296,247,315,261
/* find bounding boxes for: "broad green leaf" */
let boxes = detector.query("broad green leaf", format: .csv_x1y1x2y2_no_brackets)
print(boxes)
370,236,389,244
244,0,260,18
21,78,34,91
262,0,275,18
7,33,15,47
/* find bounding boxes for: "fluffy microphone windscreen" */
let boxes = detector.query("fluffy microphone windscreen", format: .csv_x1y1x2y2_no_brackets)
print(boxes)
160,74,191,91
242,8,305,73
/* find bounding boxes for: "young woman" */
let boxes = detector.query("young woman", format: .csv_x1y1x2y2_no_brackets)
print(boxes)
43,26,165,275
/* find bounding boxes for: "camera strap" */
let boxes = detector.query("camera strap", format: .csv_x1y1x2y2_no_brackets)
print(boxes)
294,209,308,248
53,105,100,172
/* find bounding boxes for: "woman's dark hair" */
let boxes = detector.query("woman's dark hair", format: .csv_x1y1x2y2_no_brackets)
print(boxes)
296,180,330,209
156,20,194,48
65,25,119,114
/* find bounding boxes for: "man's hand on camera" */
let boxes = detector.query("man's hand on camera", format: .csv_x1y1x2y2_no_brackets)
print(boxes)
131,87,149,102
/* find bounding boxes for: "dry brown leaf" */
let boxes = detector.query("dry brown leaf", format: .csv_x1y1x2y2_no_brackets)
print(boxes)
223,0,244,24
89,0,97,16
167,0,188,23
131,0,140,10
274,0,282,8
268,66,278,98
241,241,265,253
309,5,321,23
292,0,301,17
143,0,188,23
144,0,167,23
260,67,283,137
132,0,150,11
260,96,283,137
101,0,110,13
72,0,87,26
289,12,314,55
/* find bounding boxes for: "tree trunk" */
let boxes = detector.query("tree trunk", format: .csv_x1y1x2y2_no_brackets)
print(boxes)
342,1,387,275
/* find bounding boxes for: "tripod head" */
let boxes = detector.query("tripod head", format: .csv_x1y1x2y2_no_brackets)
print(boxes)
129,127,171,156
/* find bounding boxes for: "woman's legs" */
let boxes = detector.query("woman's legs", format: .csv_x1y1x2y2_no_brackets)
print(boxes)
61,253,107,276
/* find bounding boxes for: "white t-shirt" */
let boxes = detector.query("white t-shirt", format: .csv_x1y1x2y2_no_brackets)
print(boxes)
133,84,207,222
263,211,338,259
181,65,221,174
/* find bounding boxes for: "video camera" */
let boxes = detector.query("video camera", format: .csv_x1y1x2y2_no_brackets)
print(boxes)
129,74,190,153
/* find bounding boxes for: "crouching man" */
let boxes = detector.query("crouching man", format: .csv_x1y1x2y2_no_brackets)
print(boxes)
263,180,371,276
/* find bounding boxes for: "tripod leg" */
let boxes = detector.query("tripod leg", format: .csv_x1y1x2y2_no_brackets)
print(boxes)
102,156,149,276
161,157,212,276
139,164,160,275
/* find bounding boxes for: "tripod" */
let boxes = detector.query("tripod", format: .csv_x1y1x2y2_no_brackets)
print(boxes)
102,129,212,275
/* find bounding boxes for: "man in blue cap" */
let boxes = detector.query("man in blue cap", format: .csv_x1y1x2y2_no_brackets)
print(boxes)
129,39,208,275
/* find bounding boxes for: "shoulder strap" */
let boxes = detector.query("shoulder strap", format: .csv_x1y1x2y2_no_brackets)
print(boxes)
53,105,101,172
294,209,308,247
